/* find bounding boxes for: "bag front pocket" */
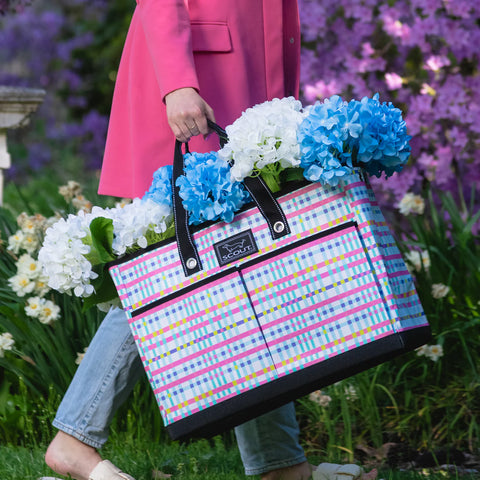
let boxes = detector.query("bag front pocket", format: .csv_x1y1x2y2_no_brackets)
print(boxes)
239,222,395,377
129,269,277,426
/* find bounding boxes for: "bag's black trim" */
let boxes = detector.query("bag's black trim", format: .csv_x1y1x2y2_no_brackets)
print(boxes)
165,325,432,441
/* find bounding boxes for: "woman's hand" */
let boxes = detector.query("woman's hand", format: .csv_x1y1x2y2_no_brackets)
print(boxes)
165,87,215,142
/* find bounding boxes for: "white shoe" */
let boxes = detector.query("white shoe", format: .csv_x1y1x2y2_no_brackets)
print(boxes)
88,460,136,480
313,463,365,480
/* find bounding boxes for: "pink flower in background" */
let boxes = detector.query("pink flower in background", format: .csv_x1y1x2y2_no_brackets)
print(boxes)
417,153,438,182
303,80,339,103
385,72,403,90
425,55,450,72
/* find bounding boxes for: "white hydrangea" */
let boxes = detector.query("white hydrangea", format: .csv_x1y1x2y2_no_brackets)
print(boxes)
111,198,172,255
0,332,15,357
38,198,171,299
219,97,306,181
38,213,98,297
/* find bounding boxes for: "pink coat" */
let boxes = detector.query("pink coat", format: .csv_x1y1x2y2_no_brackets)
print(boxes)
98,0,300,198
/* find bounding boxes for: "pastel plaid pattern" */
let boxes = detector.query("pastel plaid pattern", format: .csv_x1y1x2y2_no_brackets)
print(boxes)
109,173,428,427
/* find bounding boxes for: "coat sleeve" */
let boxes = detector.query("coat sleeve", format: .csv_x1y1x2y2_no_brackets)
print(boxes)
135,0,199,100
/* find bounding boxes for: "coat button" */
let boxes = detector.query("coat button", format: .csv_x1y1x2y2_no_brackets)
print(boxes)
289,37,295,44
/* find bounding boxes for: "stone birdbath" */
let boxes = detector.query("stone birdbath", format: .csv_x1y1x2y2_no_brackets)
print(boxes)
0,85,46,205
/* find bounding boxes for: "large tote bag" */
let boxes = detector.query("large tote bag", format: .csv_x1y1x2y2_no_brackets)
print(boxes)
108,125,431,441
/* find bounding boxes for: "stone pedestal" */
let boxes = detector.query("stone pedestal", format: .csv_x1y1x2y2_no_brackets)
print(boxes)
0,86,46,205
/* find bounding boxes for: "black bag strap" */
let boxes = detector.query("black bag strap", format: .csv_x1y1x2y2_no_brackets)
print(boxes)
173,120,290,276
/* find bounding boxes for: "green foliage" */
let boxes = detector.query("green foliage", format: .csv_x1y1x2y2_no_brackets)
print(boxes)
299,188,480,458
0,174,479,463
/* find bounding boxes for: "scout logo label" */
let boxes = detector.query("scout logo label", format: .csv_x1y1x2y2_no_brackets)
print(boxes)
214,230,258,266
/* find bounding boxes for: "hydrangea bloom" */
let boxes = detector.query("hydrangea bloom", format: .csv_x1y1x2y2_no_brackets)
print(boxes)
38,211,102,297
218,97,306,182
176,151,249,225
353,94,411,177
297,95,358,185
298,94,411,185
111,198,172,255
143,165,173,208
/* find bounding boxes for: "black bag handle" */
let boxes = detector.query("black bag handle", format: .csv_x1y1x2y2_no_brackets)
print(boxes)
173,119,290,276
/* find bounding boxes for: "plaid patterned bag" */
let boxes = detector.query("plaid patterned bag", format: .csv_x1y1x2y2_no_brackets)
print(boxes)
108,128,431,441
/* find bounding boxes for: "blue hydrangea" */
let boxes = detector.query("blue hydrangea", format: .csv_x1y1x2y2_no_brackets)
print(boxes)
298,95,355,186
175,151,250,225
143,165,173,208
353,94,411,177
298,93,411,185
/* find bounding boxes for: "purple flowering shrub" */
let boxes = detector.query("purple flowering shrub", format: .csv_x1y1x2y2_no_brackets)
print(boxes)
0,0,31,15
2,0,479,214
0,0,124,179
298,0,480,212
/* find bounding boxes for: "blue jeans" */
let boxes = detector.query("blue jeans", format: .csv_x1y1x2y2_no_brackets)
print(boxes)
53,307,306,476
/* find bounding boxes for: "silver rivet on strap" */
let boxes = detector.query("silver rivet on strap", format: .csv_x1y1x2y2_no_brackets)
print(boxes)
273,221,285,233
186,258,198,270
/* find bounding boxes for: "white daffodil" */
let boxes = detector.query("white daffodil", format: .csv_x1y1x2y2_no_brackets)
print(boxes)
398,192,425,215
8,273,36,297
416,344,444,362
33,275,51,297
426,344,444,362
22,232,41,254
38,299,61,325
25,296,43,318
7,230,25,254
75,347,88,365
308,390,332,407
0,332,15,357
16,254,42,279
415,344,429,357
344,385,358,401
431,283,450,299
405,250,430,273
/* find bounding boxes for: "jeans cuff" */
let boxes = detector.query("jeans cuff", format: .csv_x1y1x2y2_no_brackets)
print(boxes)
244,454,308,476
52,418,105,450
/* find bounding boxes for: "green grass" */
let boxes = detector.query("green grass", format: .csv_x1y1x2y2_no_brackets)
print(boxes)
0,435,477,480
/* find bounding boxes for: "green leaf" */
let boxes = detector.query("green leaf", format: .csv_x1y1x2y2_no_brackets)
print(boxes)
82,263,119,311
89,217,115,264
